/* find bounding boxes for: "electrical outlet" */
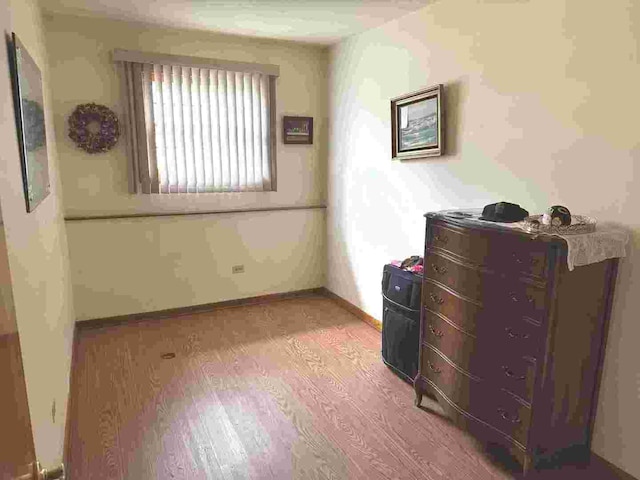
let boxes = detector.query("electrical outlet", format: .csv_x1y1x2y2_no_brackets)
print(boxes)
232,265,245,274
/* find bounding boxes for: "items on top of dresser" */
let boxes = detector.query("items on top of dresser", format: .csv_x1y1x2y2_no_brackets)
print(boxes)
480,202,529,222
522,214,595,235
543,205,572,226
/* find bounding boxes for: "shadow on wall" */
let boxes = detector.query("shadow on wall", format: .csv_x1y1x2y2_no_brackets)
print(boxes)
442,78,468,158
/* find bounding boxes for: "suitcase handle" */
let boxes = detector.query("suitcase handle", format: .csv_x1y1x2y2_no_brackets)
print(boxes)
381,293,421,313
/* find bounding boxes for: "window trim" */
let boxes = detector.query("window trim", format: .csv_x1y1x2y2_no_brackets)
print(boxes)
113,49,280,77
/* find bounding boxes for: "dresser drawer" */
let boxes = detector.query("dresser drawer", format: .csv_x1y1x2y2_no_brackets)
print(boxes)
493,316,545,360
424,251,486,302
429,221,549,279
499,239,548,278
429,223,490,266
420,344,482,414
498,280,548,324
425,310,537,402
423,310,484,377
423,281,484,335
487,355,537,404
479,389,532,447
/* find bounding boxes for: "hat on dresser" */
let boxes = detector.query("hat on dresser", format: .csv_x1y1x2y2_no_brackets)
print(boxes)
480,202,529,223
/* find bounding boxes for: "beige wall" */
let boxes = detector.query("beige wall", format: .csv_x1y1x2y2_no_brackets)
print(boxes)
67,210,325,319
0,0,76,469
44,14,328,320
328,0,640,476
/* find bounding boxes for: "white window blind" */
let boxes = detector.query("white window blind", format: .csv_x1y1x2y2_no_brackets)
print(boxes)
117,51,278,194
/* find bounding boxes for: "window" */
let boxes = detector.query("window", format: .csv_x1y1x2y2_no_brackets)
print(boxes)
115,50,278,194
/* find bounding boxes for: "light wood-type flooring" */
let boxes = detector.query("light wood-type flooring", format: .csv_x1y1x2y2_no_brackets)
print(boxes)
66,294,627,479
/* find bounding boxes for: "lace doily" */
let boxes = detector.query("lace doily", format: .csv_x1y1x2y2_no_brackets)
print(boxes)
546,225,629,271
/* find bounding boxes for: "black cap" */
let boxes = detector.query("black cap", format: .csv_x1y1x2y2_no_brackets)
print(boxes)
480,202,529,223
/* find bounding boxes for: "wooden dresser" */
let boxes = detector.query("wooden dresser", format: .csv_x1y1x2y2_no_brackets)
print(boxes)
413,211,620,474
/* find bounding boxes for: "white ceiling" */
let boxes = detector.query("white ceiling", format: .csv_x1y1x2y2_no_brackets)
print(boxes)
41,0,432,45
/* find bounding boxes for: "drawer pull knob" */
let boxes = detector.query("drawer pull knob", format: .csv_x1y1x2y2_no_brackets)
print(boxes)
505,327,530,340
502,365,526,380
427,361,442,374
429,293,444,305
498,408,521,424
512,253,539,266
431,264,447,275
434,234,448,244
509,293,535,304
428,324,444,338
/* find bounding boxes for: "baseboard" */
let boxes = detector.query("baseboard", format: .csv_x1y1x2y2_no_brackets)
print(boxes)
76,287,325,330
592,453,638,480
320,288,381,332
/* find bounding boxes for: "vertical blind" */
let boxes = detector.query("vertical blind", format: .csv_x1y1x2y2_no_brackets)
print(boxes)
120,55,277,194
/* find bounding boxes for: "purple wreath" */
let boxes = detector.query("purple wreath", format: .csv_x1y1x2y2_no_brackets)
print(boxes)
68,103,120,154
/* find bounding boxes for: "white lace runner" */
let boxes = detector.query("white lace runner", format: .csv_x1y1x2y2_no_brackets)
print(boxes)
551,225,629,271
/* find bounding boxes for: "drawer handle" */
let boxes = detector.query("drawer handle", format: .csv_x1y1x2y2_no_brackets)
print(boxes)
498,408,521,424
509,293,535,304
429,293,444,305
431,264,447,275
505,327,530,340
512,253,539,266
502,365,526,380
434,234,448,244
427,361,442,374
428,324,444,338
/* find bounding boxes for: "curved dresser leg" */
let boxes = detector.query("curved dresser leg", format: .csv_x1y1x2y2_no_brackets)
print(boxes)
522,453,535,478
413,375,423,407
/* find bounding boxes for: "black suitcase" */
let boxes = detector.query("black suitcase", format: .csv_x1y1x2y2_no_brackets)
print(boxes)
381,264,422,383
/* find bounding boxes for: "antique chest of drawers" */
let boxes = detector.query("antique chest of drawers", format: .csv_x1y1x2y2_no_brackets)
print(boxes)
413,211,620,474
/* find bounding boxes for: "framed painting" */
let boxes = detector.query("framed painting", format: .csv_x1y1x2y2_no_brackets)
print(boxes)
9,33,50,212
283,116,313,145
391,84,443,160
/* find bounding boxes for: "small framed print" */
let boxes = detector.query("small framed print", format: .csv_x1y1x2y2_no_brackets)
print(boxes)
283,116,313,145
391,84,443,160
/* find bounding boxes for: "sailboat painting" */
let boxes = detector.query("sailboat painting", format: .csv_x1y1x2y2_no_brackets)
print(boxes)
391,84,443,160
399,97,438,150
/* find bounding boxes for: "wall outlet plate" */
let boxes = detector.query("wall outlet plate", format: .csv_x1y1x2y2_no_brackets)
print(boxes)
232,265,245,274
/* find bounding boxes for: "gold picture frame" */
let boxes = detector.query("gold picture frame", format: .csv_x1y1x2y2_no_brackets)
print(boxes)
391,84,443,160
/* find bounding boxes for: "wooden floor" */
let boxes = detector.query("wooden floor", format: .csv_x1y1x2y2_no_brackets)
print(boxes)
66,294,627,480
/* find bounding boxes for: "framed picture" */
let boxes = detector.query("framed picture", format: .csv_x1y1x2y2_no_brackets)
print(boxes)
9,33,50,212
283,116,313,144
391,84,443,160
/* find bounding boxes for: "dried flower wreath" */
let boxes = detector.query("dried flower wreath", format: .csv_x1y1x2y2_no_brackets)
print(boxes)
68,103,120,154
